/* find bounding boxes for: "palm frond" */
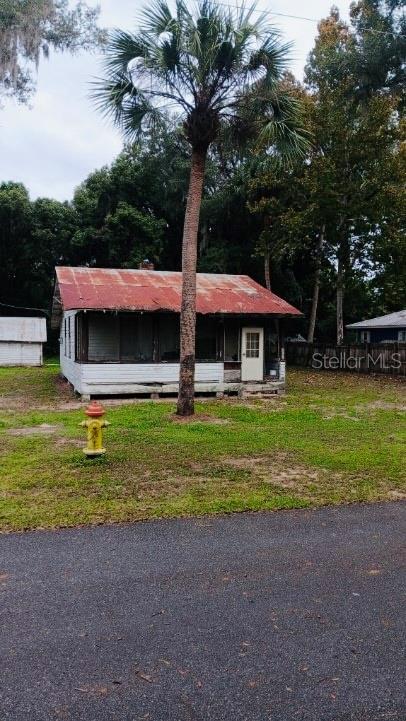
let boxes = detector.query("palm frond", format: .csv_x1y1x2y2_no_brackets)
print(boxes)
92,0,305,156
91,74,164,139
257,93,312,161
141,0,177,36
103,30,149,76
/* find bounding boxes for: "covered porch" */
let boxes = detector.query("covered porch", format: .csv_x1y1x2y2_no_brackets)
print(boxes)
63,310,286,397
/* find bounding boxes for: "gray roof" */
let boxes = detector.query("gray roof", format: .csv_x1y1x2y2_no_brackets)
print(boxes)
346,310,406,330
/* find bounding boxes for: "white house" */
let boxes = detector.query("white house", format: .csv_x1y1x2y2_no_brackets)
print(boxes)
51,266,302,398
0,317,47,366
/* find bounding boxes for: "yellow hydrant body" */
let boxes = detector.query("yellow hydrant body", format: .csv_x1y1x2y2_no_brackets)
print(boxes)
81,401,109,457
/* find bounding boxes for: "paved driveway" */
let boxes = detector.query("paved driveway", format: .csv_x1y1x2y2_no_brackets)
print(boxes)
1,503,405,721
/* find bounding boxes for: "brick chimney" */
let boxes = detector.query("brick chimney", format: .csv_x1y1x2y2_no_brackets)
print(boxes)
139,259,155,270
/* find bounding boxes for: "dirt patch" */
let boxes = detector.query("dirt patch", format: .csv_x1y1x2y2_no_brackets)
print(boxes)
387,489,406,500
55,437,83,448
356,401,406,412
7,424,60,437
323,412,361,421
223,454,342,491
171,413,229,425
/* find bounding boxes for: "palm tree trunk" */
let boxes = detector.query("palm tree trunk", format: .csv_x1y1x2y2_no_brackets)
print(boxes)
264,247,271,291
307,224,325,343
177,150,206,416
336,258,344,345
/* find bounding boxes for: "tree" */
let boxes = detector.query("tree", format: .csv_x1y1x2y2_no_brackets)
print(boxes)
95,0,309,415
349,0,406,103
0,182,78,311
0,0,105,103
71,130,189,269
305,9,402,343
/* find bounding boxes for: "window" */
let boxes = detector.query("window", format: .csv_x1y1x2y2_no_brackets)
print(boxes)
159,314,180,361
195,317,217,361
246,332,260,358
63,318,67,355
75,313,88,362
398,330,406,342
88,315,119,362
225,325,240,361
360,330,370,343
67,316,71,358
87,313,154,362
120,315,153,362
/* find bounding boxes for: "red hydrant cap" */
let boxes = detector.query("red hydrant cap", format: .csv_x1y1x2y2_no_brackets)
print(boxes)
85,400,105,418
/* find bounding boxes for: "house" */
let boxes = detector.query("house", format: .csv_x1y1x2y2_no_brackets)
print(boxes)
0,317,47,366
51,266,301,398
346,310,406,343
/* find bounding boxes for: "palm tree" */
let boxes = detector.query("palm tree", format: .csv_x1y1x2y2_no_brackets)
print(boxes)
94,0,309,416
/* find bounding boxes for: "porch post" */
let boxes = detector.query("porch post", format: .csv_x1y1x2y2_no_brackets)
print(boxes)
217,318,224,362
279,319,286,382
152,315,160,362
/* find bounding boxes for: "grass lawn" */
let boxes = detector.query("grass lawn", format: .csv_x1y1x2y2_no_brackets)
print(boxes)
0,363,405,532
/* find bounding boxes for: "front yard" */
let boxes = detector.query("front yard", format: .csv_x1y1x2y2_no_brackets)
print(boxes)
0,364,404,532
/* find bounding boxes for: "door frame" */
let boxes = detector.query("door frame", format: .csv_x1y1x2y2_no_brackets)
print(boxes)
241,327,264,381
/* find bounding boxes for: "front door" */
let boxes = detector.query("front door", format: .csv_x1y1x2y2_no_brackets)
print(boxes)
241,327,264,381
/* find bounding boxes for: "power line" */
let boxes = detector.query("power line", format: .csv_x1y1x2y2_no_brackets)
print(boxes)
214,2,406,39
0,301,49,315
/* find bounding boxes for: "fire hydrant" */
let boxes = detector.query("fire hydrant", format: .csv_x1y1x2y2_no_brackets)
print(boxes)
80,401,110,457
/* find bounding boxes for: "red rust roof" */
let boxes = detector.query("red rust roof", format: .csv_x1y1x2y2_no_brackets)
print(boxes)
54,267,302,317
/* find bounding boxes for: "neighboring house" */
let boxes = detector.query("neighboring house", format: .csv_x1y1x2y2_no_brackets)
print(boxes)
0,317,47,366
346,310,406,343
51,266,301,398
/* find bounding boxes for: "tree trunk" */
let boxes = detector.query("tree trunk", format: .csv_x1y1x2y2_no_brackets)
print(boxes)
200,219,209,256
264,247,271,291
336,257,344,345
307,224,325,343
176,150,206,416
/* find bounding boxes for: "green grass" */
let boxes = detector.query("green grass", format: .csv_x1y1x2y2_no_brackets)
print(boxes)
0,365,405,531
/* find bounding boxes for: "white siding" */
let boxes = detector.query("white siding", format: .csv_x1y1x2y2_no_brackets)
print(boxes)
59,311,225,395
0,341,43,366
60,354,83,393
60,311,82,391
60,310,76,362
0,317,46,342
82,362,223,387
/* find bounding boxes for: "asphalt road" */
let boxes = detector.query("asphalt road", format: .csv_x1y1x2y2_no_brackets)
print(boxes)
1,503,405,721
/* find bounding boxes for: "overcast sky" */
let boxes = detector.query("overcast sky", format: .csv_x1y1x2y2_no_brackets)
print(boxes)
0,0,350,202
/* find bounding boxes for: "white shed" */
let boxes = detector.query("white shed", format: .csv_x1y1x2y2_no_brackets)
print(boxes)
0,317,47,366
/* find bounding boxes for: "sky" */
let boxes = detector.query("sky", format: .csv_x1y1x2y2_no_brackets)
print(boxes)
0,0,350,202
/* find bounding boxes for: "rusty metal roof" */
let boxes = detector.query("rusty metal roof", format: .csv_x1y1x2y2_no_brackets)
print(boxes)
54,266,302,317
